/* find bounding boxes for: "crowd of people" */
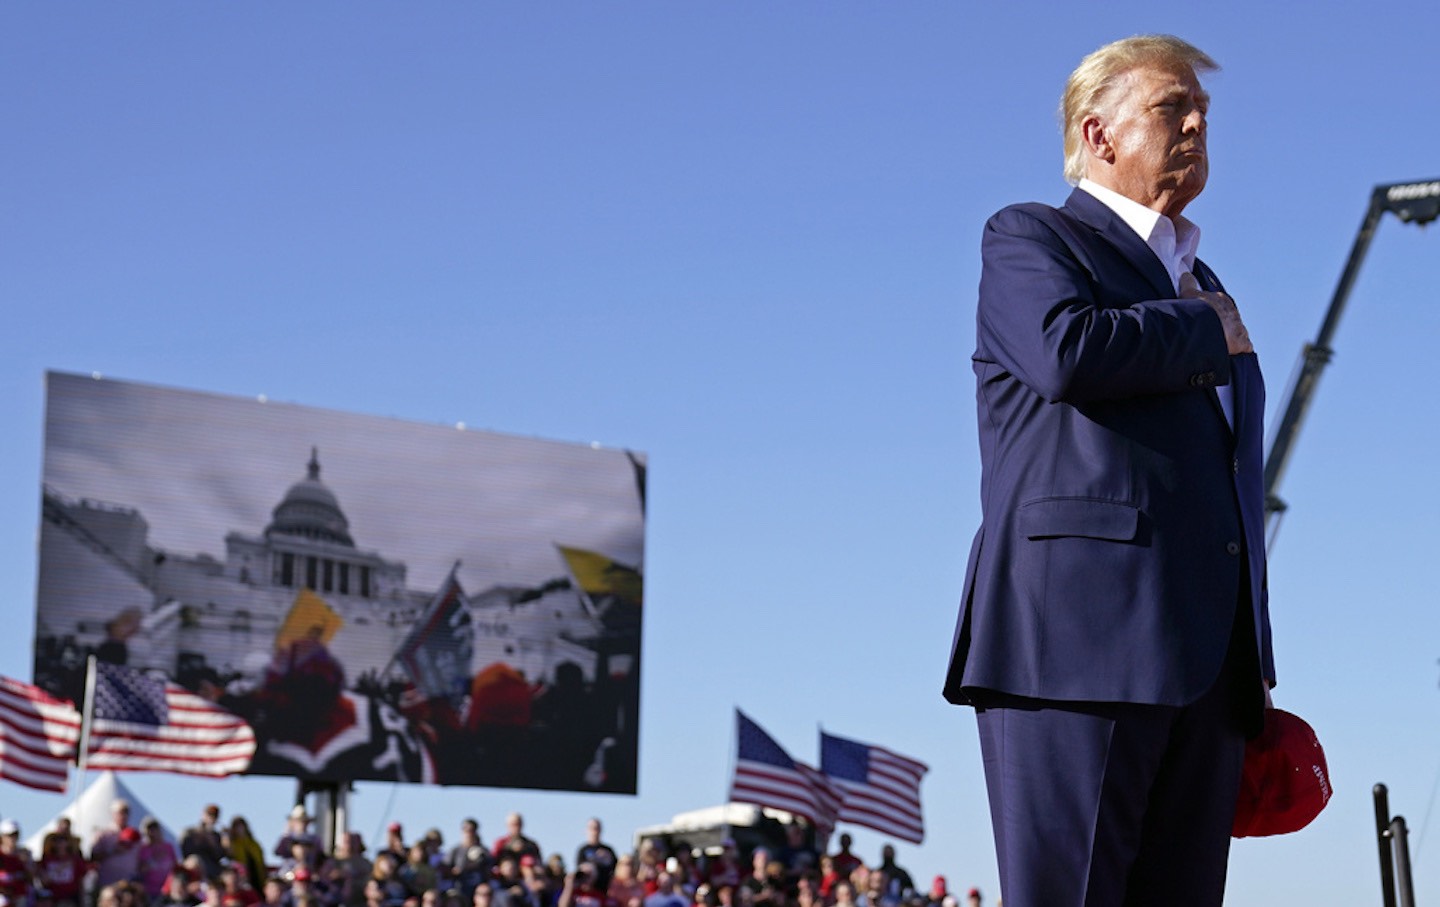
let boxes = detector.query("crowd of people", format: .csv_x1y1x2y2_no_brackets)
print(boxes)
0,803,991,907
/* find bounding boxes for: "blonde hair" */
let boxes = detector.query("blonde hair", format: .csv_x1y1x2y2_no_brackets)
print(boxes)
1060,35,1218,184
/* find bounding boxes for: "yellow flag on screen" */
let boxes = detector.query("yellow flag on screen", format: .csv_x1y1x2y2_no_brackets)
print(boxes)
556,545,643,607
276,588,344,650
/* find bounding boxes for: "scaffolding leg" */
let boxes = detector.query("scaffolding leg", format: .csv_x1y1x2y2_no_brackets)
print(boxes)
1375,784,1397,907
1374,783,1418,907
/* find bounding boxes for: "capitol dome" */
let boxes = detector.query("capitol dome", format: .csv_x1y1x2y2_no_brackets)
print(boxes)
265,448,356,547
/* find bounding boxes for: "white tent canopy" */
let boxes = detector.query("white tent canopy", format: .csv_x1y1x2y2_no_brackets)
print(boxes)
23,771,175,856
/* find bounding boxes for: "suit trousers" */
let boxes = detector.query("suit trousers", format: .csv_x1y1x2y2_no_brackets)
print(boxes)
973,594,1258,907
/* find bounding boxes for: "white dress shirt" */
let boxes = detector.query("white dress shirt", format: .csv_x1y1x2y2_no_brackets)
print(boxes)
1077,178,1234,428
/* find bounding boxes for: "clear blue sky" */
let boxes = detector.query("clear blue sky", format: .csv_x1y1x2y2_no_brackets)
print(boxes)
4,3,1439,904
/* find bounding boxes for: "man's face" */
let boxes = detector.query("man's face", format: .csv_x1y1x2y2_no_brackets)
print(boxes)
1092,64,1209,218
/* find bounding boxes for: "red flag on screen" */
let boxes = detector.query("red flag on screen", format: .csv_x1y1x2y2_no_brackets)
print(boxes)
86,662,255,777
0,675,80,792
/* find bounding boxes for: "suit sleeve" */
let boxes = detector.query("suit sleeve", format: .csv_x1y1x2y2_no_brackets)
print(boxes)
977,205,1232,404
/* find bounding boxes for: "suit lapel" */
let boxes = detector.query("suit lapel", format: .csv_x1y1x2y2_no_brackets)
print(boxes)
1062,189,1175,301
1192,258,1240,438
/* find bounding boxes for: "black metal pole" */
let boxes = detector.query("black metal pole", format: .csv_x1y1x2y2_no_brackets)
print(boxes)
1375,784,1397,907
1391,817,1417,907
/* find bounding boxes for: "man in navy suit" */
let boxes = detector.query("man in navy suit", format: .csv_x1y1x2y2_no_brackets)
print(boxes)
943,35,1275,906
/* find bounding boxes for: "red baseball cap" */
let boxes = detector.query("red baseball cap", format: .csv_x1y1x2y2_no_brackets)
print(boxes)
1232,708,1332,837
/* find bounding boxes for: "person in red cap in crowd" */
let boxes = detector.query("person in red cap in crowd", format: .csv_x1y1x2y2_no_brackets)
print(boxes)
964,888,981,907
923,876,947,907
378,824,407,867
491,814,540,863
92,801,142,887
38,828,88,907
137,817,180,901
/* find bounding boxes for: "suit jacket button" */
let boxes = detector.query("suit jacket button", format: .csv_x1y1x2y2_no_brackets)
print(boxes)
1226,541,1241,555
1232,457,1240,475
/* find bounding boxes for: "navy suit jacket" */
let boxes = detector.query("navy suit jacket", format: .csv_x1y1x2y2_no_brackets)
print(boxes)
944,188,1275,708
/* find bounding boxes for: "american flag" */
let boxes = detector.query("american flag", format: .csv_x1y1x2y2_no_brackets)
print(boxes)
820,730,928,843
87,663,255,777
730,710,841,830
0,675,81,792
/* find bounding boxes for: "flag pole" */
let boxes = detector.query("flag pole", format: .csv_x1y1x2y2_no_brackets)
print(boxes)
725,708,739,807
72,655,99,810
815,720,834,851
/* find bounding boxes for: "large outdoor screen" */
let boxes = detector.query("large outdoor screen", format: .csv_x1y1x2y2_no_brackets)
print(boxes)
34,372,646,792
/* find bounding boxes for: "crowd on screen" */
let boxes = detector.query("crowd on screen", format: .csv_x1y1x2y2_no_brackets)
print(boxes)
0,802,993,907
